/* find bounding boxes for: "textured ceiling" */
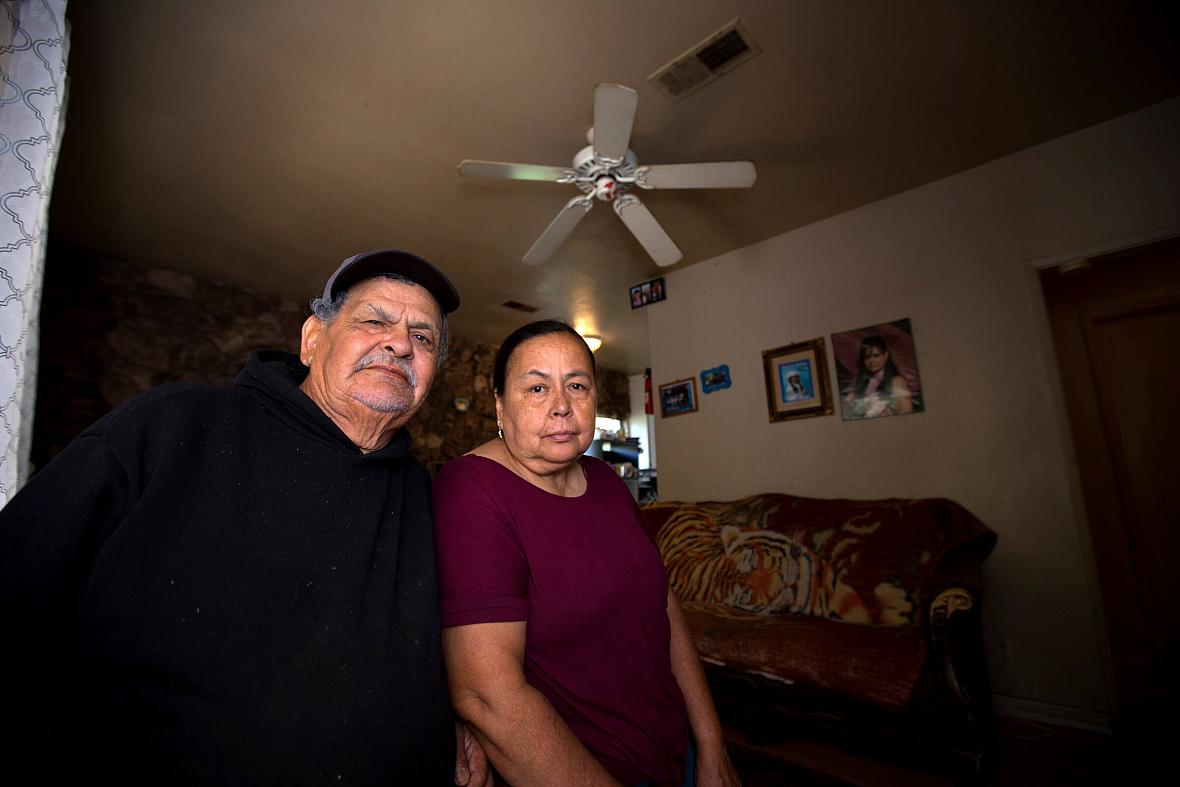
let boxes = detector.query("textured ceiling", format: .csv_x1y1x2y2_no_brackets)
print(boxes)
50,1,1179,373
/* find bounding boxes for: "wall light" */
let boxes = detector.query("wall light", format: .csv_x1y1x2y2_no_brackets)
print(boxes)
582,334,603,353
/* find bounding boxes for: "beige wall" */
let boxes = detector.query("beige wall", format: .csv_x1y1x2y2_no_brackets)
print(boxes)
646,97,1180,717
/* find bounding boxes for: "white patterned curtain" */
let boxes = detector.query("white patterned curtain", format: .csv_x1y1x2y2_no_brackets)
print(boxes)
0,0,68,503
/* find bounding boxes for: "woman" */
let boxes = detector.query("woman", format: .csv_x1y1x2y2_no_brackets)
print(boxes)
843,334,913,418
433,320,739,787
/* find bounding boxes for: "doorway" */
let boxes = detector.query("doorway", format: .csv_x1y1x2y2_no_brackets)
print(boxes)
1040,236,1178,730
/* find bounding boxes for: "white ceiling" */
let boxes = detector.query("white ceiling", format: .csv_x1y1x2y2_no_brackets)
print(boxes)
50,1,1179,373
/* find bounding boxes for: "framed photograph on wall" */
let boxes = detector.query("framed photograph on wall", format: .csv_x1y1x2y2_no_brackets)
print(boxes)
629,276,666,309
658,377,698,418
761,337,833,422
649,277,665,303
831,318,924,420
700,364,731,394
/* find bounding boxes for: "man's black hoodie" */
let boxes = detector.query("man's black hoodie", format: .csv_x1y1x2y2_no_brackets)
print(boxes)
0,351,454,784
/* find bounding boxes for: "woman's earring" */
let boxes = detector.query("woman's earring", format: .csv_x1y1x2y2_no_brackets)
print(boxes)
497,422,504,440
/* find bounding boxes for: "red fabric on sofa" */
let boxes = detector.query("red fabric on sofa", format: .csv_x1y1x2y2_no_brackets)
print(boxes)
680,602,925,710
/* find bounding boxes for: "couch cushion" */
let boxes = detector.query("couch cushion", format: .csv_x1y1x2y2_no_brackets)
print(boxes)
681,602,926,711
646,494,995,627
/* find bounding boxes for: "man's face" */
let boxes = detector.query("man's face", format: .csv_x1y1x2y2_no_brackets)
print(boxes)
300,277,442,423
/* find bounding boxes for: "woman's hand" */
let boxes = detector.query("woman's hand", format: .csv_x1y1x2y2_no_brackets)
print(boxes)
696,747,742,787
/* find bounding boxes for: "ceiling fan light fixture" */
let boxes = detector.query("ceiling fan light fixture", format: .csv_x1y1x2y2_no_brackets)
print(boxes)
457,83,756,267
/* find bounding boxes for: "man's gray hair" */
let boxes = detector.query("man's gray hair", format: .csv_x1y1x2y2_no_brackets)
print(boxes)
309,273,449,363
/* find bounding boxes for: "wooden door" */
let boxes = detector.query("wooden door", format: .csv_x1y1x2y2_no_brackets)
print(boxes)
1040,237,1179,728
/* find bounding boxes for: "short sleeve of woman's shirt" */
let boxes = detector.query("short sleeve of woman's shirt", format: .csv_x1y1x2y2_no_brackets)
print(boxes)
432,456,529,627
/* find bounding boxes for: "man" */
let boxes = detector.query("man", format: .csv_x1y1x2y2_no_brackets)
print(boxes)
0,250,488,785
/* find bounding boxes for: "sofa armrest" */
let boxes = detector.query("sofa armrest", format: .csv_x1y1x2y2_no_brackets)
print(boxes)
929,588,975,707
927,587,992,734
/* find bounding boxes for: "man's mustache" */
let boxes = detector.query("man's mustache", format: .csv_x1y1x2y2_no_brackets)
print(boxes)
353,352,417,387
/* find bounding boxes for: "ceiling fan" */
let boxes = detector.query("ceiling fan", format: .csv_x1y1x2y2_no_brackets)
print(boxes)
457,83,757,267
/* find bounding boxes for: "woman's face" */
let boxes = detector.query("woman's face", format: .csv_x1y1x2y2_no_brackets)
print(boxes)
862,345,889,374
497,333,597,471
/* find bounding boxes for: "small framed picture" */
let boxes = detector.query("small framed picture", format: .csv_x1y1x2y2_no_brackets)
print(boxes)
762,337,833,422
629,277,666,309
831,318,924,420
700,364,731,394
658,377,699,418
649,277,666,303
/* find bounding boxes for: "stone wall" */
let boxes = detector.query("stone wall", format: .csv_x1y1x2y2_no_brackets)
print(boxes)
594,367,631,427
32,248,629,474
413,333,499,474
32,247,308,467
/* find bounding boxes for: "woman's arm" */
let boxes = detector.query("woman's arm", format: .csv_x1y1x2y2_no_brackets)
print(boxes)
666,591,741,787
444,622,620,787
889,375,914,414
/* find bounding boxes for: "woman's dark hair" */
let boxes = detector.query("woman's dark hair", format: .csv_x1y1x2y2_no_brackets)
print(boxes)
493,320,595,395
853,334,900,396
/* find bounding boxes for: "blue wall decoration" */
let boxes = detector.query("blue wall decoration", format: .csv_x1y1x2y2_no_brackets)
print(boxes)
700,364,731,394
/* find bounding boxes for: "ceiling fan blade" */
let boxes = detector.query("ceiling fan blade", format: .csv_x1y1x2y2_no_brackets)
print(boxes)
592,84,638,165
523,196,594,265
458,159,573,182
635,161,757,190
613,195,682,267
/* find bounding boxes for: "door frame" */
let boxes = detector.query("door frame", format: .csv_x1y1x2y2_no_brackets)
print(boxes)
1025,226,1180,724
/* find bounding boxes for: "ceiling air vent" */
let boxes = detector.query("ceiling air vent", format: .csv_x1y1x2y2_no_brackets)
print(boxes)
501,300,539,313
648,19,762,103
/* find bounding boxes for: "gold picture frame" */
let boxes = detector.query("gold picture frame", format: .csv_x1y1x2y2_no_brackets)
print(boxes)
762,337,833,422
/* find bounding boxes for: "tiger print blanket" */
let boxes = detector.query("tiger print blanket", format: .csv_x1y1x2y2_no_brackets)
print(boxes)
644,493,995,627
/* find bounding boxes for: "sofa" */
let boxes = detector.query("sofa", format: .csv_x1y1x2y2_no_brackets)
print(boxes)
641,493,998,777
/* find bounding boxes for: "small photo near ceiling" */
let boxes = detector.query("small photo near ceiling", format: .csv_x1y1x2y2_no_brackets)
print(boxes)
629,277,666,309
700,364,731,394
831,318,925,421
658,377,698,418
762,338,833,422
